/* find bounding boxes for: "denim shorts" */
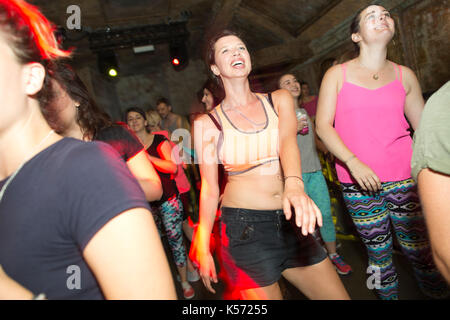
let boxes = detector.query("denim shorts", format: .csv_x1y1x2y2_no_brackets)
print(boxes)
218,207,327,290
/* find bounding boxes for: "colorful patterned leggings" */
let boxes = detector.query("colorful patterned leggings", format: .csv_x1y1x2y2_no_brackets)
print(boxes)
152,195,187,268
341,178,448,300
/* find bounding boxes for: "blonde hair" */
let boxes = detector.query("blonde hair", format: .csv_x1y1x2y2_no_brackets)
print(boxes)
146,110,161,127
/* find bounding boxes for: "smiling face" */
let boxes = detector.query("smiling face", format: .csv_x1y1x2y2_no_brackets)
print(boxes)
126,111,147,133
210,35,252,80
279,74,301,98
352,5,395,48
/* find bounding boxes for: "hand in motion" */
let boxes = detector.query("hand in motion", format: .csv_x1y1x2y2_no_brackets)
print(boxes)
347,157,382,192
283,185,323,236
189,233,218,294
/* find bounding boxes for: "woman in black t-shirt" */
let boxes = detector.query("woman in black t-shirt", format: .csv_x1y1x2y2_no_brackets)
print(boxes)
0,0,174,300
47,63,163,203
126,107,195,300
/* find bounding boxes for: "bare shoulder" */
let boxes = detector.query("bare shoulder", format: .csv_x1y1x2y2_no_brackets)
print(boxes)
322,64,342,84
396,63,421,93
399,65,419,82
270,89,292,114
194,112,219,132
271,88,291,101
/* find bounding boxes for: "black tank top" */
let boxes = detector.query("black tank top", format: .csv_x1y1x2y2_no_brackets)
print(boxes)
146,134,179,204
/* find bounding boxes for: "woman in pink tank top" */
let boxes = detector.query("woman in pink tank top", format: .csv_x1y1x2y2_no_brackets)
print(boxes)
316,5,448,300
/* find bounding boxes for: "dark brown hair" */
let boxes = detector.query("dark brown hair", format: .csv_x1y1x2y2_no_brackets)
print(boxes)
125,107,150,133
197,78,224,110
350,7,366,54
49,62,112,140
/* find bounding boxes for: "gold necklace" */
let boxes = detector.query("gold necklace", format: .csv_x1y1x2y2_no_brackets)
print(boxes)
359,61,386,80
223,95,266,127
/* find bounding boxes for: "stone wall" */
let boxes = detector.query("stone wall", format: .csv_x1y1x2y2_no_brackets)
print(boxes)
288,0,449,96
73,50,209,121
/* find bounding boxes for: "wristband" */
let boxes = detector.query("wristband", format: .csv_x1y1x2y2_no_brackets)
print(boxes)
284,176,304,183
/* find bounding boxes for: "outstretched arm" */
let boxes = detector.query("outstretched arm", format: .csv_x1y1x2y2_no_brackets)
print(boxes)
189,115,221,293
273,89,323,235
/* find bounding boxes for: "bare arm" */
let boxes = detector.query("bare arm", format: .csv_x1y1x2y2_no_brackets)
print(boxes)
83,207,177,299
315,65,381,192
402,66,424,131
418,169,450,283
189,115,220,293
273,89,323,235
148,140,178,174
315,65,355,164
310,120,330,155
126,150,163,202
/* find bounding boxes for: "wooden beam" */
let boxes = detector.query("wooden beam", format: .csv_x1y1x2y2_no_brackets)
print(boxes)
295,0,343,37
237,6,295,42
206,0,242,35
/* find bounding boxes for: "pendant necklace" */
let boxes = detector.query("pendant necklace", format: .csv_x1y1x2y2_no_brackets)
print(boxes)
223,95,266,127
360,61,386,80
0,130,55,203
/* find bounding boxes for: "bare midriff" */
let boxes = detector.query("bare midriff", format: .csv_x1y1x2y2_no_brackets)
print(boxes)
220,161,284,210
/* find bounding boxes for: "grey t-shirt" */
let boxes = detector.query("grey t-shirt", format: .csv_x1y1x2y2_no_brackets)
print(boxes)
411,81,450,179
296,108,322,173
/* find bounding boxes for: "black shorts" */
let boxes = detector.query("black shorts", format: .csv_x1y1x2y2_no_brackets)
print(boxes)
218,207,327,290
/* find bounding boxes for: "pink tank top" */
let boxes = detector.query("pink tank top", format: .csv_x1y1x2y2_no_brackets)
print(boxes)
334,63,412,183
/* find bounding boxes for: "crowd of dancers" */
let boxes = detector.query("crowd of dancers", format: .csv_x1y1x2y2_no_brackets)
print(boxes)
0,0,449,300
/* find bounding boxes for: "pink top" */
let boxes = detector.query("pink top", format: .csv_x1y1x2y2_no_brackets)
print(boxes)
334,63,412,183
301,96,318,117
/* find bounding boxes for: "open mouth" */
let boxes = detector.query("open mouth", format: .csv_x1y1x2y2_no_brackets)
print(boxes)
375,24,389,30
231,60,245,67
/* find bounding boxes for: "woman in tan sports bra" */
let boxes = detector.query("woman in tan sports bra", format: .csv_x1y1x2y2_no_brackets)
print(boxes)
190,30,349,300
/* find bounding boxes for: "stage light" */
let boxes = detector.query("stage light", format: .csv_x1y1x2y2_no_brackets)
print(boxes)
108,68,118,77
169,40,188,71
98,50,119,78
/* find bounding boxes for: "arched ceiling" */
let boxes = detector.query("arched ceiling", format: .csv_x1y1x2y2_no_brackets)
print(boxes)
30,0,406,74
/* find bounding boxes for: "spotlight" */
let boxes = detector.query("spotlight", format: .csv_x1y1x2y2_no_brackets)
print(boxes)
108,68,118,77
169,40,188,71
98,50,119,78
